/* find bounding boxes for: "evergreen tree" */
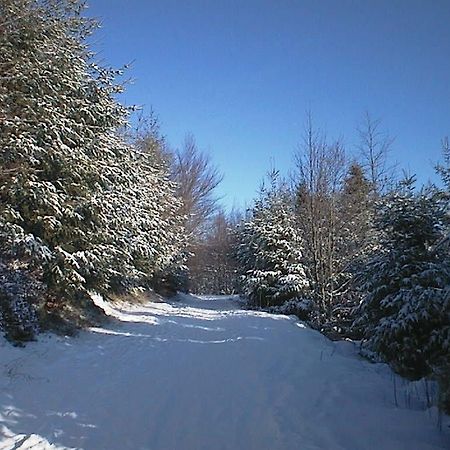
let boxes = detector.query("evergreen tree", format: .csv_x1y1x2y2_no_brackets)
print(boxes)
128,117,189,294
332,163,373,330
355,178,450,388
432,138,450,410
340,163,372,257
236,173,309,308
1,0,130,294
0,0,187,336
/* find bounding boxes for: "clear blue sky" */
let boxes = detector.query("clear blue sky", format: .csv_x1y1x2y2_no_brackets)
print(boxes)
87,0,450,209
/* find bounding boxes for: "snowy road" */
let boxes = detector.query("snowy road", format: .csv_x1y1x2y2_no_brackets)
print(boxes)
0,294,449,450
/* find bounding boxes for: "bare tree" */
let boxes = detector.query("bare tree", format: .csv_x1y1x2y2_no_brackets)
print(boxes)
172,133,223,237
357,112,396,195
189,210,239,294
294,113,348,323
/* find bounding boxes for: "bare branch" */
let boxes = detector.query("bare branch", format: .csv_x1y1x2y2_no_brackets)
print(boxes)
171,133,223,237
357,112,396,195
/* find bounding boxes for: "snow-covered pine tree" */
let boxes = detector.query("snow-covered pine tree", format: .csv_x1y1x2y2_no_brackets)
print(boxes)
435,138,450,250
236,172,309,309
0,0,188,335
0,0,134,292
354,177,450,389
130,129,189,294
433,138,450,411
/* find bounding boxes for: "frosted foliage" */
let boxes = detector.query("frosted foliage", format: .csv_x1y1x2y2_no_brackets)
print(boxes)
269,298,314,320
237,179,309,307
0,258,40,341
356,179,450,382
0,0,187,313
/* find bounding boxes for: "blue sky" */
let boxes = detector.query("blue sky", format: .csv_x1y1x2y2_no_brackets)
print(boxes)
87,0,450,209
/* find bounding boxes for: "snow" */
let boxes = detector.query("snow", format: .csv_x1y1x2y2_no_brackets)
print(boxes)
1,294,449,450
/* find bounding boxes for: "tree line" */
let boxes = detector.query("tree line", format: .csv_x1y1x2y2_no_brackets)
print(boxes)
0,0,225,339
178,112,449,413
231,118,449,411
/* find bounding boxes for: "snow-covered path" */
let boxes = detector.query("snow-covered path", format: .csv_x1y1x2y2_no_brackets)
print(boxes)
1,295,449,450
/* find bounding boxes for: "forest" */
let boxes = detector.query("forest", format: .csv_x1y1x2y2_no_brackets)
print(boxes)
0,0,449,426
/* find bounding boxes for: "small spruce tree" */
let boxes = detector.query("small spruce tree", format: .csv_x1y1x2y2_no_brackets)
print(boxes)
236,172,309,308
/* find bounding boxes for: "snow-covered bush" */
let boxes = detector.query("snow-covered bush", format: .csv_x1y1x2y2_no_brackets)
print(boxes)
236,173,309,307
354,178,450,402
0,257,41,342
269,298,314,320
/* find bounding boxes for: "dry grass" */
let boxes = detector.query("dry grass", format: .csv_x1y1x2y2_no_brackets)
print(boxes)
106,289,166,306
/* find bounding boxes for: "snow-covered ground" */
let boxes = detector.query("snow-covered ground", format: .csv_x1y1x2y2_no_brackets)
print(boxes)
0,294,449,450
